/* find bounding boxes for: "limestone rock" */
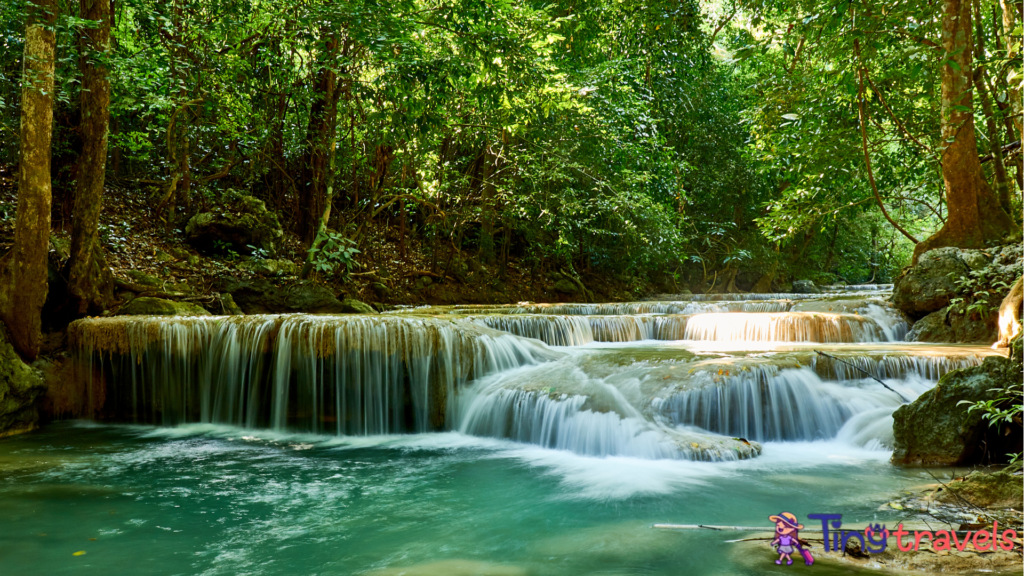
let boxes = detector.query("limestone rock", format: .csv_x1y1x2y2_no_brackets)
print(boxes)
892,247,969,317
906,306,998,344
117,297,211,317
185,191,283,255
893,244,1022,319
791,280,821,294
892,356,1021,466
0,327,46,437
224,279,353,314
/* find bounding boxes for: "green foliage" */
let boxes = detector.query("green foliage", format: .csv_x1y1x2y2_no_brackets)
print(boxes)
948,264,1019,319
308,231,360,278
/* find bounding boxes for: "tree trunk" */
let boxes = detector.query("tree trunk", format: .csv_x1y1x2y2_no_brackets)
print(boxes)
298,33,340,245
913,0,1016,263
66,0,114,316
0,0,57,360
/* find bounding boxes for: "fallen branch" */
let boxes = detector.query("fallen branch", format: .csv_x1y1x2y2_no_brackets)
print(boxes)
813,350,910,402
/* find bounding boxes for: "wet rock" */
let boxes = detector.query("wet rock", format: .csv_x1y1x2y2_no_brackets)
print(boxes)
0,326,46,437
117,297,211,317
553,279,578,295
791,280,820,294
185,191,283,255
892,354,1022,466
906,306,998,344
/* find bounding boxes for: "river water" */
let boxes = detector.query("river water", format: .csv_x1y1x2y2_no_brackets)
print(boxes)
0,288,1008,575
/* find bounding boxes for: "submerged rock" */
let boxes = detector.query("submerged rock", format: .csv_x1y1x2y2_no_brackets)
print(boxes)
185,191,283,255
366,560,526,576
117,297,211,317
0,327,46,437
891,354,1022,466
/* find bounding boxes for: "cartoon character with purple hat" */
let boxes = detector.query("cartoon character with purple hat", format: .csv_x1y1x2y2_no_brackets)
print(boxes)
769,512,814,566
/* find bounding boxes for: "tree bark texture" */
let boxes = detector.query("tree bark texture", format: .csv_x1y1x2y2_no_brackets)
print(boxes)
913,0,1016,263
298,33,341,245
1,0,57,359
67,0,114,315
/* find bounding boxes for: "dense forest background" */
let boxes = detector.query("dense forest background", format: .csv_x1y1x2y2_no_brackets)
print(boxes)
0,0,1021,355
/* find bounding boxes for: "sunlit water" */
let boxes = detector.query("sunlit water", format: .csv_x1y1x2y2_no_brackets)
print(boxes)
1,290,1010,574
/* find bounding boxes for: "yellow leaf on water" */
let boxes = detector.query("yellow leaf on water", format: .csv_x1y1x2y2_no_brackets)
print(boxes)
889,502,904,510
691,443,700,449
73,551,86,556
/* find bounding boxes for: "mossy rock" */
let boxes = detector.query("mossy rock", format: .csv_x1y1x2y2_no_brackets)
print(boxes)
0,327,45,437
892,356,1021,466
185,190,283,255
117,297,211,317
125,269,162,287
936,463,1024,508
340,298,375,314
553,279,578,295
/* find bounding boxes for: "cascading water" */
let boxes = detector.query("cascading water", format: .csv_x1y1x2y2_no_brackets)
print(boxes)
67,287,1002,464
69,315,558,434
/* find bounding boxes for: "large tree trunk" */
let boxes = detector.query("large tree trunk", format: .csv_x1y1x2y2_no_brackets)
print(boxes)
298,33,340,245
66,0,114,316
0,0,57,360
913,0,1016,263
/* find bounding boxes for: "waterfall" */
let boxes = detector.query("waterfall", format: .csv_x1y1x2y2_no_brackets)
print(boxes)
69,315,559,434
456,364,762,461
467,315,595,346
683,312,887,342
651,366,933,442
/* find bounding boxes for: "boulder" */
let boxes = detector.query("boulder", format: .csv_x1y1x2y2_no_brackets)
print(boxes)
553,279,578,295
185,191,283,255
223,279,373,314
892,355,1022,466
340,298,375,314
892,248,969,317
893,244,1023,319
0,327,46,437
791,280,821,294
905,306,998,344
117,297,211,316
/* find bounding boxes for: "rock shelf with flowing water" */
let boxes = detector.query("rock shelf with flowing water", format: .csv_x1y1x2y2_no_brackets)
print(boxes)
64,288,997,464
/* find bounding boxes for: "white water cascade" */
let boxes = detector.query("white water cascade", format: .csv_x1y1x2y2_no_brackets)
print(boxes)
67,286,1003,463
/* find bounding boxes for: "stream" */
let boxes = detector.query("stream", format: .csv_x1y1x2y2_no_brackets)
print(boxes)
0,287,1009,575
